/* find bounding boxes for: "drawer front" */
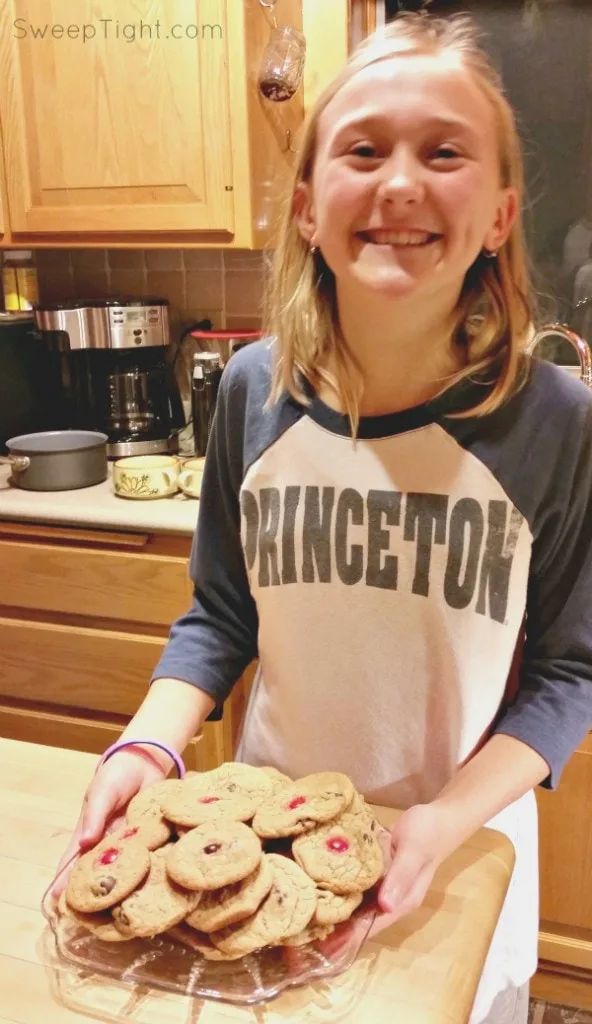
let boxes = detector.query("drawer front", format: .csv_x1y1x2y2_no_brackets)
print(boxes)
0,616,164,717
0,539,192,626
0,702,125,755
0,702,223,772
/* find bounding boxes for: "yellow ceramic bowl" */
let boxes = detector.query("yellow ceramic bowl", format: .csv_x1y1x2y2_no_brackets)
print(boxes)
113,455,180,500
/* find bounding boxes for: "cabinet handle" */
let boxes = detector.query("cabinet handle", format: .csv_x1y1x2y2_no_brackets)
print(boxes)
0,521,150,548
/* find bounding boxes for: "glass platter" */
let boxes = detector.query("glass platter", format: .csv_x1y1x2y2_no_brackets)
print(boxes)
40,832,390,1009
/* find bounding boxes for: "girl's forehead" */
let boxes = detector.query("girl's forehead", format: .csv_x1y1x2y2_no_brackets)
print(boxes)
318,53,495,142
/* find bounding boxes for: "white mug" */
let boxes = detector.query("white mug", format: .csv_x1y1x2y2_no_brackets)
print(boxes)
178,457,205,499
113,455,180,500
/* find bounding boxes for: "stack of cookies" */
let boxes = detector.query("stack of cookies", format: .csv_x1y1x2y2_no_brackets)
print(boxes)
60,764,386,959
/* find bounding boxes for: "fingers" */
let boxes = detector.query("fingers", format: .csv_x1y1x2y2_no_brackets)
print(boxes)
79,779,124,846
51,820,85,899
397,864,433,918
367,905,399,940
51,759,154,905
378,839,426,914
51,778,118,900
378,860,433,920
103,810,126,838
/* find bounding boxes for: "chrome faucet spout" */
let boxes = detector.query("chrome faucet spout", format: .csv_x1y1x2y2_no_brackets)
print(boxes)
528,323,592,388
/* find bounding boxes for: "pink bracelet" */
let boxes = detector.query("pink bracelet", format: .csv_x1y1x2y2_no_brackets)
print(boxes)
97,739,186,778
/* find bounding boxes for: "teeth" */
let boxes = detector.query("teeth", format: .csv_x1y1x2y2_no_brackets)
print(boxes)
364,230,434,246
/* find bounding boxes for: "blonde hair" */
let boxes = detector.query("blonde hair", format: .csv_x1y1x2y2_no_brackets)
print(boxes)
263,13,534,432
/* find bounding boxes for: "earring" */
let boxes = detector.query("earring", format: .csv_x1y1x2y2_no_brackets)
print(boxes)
482,247,498,259
310,244,319,256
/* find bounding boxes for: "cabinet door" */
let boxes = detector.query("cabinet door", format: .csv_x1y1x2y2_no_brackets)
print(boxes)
0,0,234,234
0,120,9,240
537,733,592,971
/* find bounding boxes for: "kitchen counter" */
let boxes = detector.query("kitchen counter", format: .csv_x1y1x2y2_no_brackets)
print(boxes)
1,738,516,1024
0,465,199,536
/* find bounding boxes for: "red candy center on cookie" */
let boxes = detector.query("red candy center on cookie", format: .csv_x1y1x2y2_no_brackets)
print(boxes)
121,827,139,840
287,796,307,811
204,843,222,855
327,837,350,854
98,847,121,865
199,796,221,805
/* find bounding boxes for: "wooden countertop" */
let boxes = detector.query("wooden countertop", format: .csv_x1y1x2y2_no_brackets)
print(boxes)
0,739,515,1024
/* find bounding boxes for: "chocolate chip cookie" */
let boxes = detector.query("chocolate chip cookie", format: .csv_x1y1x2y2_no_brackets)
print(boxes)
126,779,185,847
259,766,293,796
252,772,355,838
211,853,317,957
168,923,247,961
281,922,335,946
66,826,151,913
111,847,202,939
166,820,262,891
161,764,273,828
58,891,131,943
185,854,274,933
292,806,384,895
314,888,363,926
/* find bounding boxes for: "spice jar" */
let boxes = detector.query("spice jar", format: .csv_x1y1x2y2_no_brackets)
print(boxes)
258,25,306,102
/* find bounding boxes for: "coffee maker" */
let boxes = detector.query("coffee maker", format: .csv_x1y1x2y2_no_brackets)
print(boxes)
34,298,185,457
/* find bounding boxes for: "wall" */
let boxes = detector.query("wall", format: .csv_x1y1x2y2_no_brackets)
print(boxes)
33,247,267,339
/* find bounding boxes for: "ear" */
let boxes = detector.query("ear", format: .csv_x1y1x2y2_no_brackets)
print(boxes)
293,181,317,245
484,187,518,252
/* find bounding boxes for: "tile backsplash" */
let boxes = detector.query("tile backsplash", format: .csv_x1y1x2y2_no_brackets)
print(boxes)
33,247,268,342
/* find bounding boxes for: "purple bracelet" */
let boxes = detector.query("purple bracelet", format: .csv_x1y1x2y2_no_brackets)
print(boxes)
97,739,186,779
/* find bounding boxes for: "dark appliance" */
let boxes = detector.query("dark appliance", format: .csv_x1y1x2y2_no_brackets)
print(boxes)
0,312,68,454
34,298,185,458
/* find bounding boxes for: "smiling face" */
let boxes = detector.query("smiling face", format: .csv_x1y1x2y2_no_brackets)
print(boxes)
295,52,517,309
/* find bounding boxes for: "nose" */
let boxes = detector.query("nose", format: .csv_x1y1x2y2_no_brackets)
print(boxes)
378,148,425,207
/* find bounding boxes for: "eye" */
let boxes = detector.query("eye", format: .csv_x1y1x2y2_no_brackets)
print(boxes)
348,143,378,159
431,145,463,163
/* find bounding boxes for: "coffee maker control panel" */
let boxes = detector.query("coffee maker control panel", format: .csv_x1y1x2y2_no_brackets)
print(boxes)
108,303,168,349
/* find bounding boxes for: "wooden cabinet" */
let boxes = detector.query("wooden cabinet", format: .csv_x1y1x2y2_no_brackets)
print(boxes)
302,0,350,106
0,520,252,771
532,733,592,1007
0,0,351,248
0,122,8,241
0,0,308,247
0,0,234,238
348,0,378,50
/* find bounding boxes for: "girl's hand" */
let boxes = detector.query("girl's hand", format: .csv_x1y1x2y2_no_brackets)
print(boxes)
314,802,455,961
51,747,169,899
370,802,455,936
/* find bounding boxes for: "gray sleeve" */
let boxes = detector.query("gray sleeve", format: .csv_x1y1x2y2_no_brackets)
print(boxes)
493,396,592,788
150,355,259,704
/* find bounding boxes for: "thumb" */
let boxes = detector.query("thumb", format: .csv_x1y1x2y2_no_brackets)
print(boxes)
378,841,422,915
79,785,117,847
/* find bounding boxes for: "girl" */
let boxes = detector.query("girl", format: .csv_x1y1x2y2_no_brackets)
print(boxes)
57,14,592,1024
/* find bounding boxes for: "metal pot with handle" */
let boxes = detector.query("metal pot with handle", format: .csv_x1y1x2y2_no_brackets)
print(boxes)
527,322,592,387
0,430,108,491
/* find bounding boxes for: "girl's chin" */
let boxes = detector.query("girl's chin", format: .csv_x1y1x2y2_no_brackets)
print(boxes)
349,265,429,300
349,238,444,286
